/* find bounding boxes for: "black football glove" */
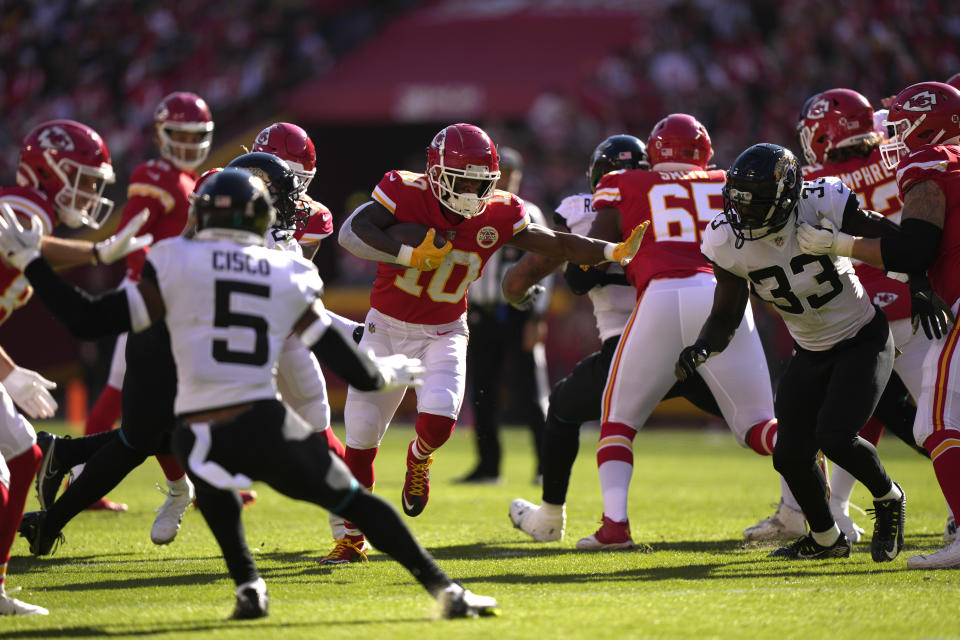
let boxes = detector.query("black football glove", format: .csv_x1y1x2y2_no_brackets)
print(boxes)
910,273,955,340
675,340,710,381
563,263,604,295
352,324,365,344
510,284,546,311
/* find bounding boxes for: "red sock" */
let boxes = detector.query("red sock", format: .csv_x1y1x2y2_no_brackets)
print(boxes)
413,413,456,453
859,417,885,446
596,421,637,467
925,429,960,518
84,385,122,435
0,445,42,566
320,427,345,460
747,419,778,455
155,454,184,482
344,446,377,490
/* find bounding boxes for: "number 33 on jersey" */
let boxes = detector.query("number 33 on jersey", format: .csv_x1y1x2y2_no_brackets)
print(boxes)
369,169,529,325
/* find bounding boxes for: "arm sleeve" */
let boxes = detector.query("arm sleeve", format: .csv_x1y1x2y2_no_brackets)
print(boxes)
309,327,384,392
879,218,943,273
840,198,900,239
563,263,605,295
23,258,134,339
337,202,402,264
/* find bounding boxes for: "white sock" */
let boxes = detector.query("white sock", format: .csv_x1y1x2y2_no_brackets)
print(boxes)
540,501,564,516
598,460,633,523
811,524,841,547
875,482,902,502
780,476,802,512
829,464,857,508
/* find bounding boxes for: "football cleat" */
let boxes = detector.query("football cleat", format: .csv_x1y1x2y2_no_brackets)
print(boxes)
35,431,67,511
907,536,960,569
151,476,195,545
402,451,434,517
509,499,565,542
743,500,806,541
240,490,258,508
829,500,864,544
17,511,65,556
769,532,851,559
0,592,48,616
319,535,369,566
86,497,129,512
576,515,634,550
945,515,957,543
868,482,905,563
436,583,500,619
231,579,269,620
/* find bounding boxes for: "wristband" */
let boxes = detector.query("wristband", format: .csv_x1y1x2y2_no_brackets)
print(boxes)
834,232,856,257
396,244,414,267
602,243,617,262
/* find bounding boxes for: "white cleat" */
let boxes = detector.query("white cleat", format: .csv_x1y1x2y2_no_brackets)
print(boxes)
0,593,48,616
151,476,195,545
944,516,957,543
830,501,864,544
436,583,500,618
743,500,807,541
509,499,565,542
907,537,960,569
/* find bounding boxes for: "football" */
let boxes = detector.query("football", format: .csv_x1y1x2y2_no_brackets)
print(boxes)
385,222,447,248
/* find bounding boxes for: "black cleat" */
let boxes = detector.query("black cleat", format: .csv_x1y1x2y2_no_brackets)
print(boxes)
18,511,65,557
869,482,906,562
769,532,851,559
231,585,269,620
35,432,68,511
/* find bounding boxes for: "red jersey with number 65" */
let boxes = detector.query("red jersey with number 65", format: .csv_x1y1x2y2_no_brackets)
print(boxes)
0,186,56,324
804,147,909,321
369,170,529,324
592,168,723,296
895,144,960,308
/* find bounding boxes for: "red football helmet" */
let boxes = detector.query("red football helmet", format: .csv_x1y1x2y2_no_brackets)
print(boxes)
946,73,960,92
647,114,713,169
426,123,500,218
252,122,316,191
881,81,960,170
16,119,116,229
154,92,214,171
799,88,877,165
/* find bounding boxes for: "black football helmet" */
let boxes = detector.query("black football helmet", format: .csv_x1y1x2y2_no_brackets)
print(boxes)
587,134,649,192
191,168,276,237
225,152,302,229
723,143,801,247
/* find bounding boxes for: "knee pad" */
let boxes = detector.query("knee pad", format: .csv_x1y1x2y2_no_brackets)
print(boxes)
287,397,332,432
418,387,459,419
344,401,387,450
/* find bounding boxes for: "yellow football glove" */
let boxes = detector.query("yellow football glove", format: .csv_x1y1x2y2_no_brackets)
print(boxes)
401,229,452,271
610,220,649,266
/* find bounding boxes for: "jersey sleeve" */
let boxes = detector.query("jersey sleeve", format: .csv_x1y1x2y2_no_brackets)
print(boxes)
0,189,55,236
700,215,737,271
896,146,959,195
142,238,179,301
817,176,855,229
123,164,179,275
288,256,324,307
293,197,334,243
591,171,625,210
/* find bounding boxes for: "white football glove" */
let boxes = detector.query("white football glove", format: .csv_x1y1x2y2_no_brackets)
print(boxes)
796,214,855,257
3,366,57,419
93,209,154,265
0,203,43,271
368,352,426,392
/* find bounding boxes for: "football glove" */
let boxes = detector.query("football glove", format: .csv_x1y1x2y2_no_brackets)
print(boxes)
563,263,604,295
369,352,426,392
3,366,57,419
910,273,955,340
608,220,649,266
397,229,452,271
675,340,710,381
509,284,545,311
0,203,42,271
796,214,855,257
93,209,154,265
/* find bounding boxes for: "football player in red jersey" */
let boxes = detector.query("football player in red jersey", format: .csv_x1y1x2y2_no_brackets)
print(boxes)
330,123,646,563
575,114,783,549
798,88,942,544
0,119,149,614
64,92,213,524
799,81,960,567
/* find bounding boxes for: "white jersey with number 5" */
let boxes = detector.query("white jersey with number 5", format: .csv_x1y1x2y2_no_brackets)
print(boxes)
701,176,874,351
146,231,325,414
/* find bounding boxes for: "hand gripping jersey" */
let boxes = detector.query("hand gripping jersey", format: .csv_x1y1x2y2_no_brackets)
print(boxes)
370,170,529,325
145,234,323,415
803,147,909,321
555,192,634,341
293,195,334,245
122,158,197,280
0,186,56,324
702,176,874,351
894,144,960,308
592,168,723,297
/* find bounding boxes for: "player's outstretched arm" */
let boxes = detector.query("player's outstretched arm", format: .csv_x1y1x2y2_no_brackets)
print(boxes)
38,209,153,268
508,220,648,267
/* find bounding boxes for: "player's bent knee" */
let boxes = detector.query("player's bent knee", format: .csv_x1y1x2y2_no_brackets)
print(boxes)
418,388,459,419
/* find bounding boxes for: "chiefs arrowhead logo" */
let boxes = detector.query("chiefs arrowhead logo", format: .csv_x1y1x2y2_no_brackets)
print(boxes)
255,130,269,145
806,97,831,120
37,125,76,152
903,90,937,112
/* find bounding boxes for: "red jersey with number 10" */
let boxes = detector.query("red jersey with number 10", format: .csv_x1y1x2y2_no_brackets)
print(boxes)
369,170,529,325
592,168,723,296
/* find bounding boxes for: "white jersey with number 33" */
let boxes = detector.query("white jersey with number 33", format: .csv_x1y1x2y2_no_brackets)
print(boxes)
146,233,324,414
701,176,875,351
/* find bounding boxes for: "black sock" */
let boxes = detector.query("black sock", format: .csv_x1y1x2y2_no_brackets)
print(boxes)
45,436,147,533
54,429,122,469
193,480,258,587
340,491,449,594
540,412,580,506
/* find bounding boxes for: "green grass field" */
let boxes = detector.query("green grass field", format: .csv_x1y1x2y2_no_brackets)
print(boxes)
2,421,957,639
